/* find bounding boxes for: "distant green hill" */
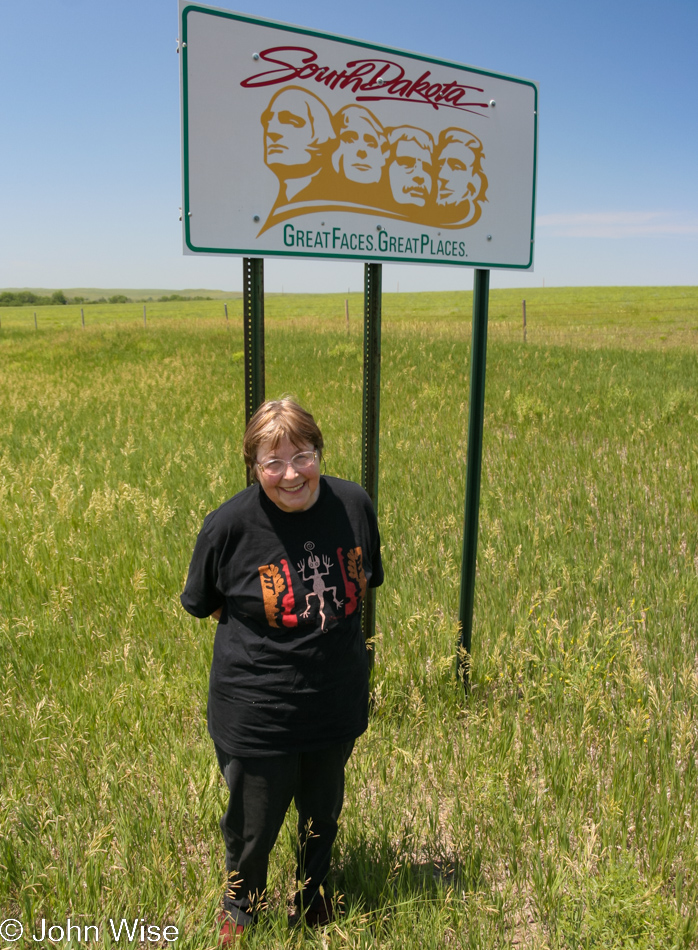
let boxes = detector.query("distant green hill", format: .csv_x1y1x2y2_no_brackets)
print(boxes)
0,287,241,302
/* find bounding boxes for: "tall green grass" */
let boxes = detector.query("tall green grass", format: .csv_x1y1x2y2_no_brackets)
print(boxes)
1,289,697,948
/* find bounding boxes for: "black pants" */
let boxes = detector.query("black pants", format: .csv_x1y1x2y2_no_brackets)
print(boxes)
215,741,354,926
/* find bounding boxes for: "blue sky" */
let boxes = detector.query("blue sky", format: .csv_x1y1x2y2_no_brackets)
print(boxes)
2,0,696,293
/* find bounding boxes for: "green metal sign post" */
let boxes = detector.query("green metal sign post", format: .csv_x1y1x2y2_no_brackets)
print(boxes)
458,268,490,692
243,257,265,487
361,263,382,667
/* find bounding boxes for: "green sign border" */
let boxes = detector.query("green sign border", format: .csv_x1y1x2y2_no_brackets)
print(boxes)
180,3,538,269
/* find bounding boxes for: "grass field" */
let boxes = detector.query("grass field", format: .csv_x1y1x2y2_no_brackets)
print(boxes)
1,287,697,948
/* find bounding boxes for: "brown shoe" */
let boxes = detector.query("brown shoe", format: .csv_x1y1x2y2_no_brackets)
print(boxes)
218,911,245,945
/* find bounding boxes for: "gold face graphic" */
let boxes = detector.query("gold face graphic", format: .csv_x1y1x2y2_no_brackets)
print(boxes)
436,143,475,205
332,106,388,184
261,87,334,176
435,128,487,212
258,86,488,233
388,131,434,207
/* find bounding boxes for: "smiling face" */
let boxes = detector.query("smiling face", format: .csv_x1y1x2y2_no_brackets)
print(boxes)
388,138,433,206
256,435,321,513
436,141,477,207
332,110,387,184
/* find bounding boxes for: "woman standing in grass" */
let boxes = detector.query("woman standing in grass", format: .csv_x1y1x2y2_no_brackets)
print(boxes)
181,398,383,943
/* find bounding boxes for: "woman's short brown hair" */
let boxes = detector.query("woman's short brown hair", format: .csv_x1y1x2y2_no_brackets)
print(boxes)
243,398,324,481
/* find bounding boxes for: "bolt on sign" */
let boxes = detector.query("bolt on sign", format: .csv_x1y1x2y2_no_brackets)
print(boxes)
179,2,538,269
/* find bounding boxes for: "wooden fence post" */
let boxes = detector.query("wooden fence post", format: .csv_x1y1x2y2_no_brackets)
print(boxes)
522,299,527,343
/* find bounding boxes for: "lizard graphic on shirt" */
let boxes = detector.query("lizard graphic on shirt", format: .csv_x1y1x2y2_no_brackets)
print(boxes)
258,542,365,629
297,542,343,631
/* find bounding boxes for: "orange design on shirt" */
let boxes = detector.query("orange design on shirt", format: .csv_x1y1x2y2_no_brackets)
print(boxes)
258,563,285,627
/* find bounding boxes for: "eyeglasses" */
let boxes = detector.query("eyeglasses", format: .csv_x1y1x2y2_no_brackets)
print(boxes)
256,450,318,477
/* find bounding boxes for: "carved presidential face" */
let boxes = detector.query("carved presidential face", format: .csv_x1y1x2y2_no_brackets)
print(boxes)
332,111,387,184
388,138,433,206
436,141,478,207
262,89,331,177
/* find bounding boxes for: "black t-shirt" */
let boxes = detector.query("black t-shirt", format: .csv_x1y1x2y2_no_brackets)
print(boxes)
181,476,383,756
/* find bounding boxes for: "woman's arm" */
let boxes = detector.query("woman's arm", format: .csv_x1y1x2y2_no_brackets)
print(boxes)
181,525,225,619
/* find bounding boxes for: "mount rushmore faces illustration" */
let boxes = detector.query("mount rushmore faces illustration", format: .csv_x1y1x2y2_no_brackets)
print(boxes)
258,85,488,233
